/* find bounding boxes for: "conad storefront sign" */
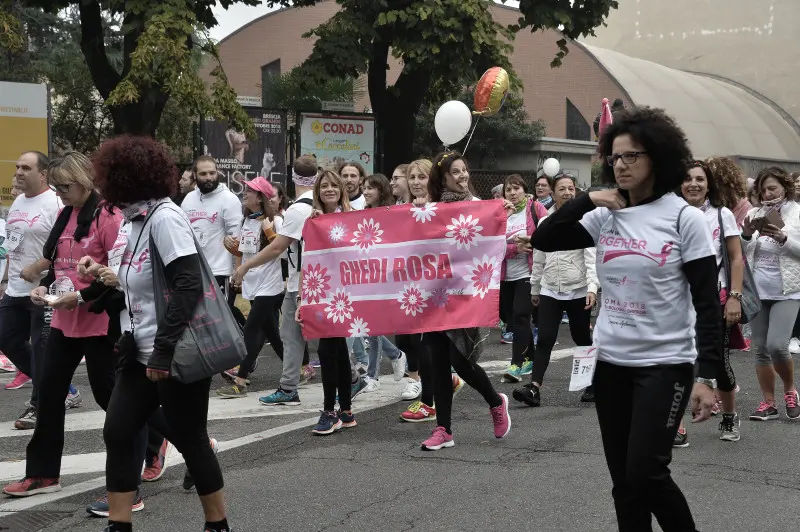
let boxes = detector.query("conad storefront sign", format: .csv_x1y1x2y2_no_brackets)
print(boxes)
300,113,375,174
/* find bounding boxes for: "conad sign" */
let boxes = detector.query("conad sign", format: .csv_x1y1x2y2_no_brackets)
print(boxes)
300,113,375,174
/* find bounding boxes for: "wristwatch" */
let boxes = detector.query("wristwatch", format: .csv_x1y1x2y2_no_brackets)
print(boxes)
728,290,743,301
695,377,717,389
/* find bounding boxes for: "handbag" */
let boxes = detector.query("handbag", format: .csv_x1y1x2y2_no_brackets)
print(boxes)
148,207,247,383
718,208,761,324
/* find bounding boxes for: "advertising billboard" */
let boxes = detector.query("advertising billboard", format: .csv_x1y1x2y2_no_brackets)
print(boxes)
299,113,375,174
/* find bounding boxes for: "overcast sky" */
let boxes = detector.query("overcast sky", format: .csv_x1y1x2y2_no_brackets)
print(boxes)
210,1,521,41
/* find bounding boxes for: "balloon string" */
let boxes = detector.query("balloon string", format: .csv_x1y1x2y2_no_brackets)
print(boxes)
462,116,481,156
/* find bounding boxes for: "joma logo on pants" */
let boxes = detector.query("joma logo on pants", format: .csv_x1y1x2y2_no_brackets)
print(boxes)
666,382,685,428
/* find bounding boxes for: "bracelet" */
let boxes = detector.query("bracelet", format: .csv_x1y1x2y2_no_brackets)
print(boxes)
728,290,743,301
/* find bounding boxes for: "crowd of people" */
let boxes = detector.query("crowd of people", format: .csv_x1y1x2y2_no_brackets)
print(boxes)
0,104,797,531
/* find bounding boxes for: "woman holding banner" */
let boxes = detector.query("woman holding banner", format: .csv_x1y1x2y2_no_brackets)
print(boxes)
418,151,511,451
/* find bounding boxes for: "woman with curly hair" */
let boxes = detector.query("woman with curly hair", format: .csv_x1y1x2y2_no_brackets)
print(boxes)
705,156,751,227
531,107,720,531
92,136,230,532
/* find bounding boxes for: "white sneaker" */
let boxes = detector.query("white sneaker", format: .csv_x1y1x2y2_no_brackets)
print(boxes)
363,377,380,393
0,354,15,373
391,352,407,382
401,378,422,400
790,338,800,355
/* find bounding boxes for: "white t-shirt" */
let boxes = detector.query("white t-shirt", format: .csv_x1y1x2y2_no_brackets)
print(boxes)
702,206,740,289
118,202,197,364
181,184,242,276
753,234,800,301
580,193,714,367
238,216,285,299
540,286,588,301
504,209,530,281
0,218,6,283
280,191,315,293
5,190,62,297
349,193,366,211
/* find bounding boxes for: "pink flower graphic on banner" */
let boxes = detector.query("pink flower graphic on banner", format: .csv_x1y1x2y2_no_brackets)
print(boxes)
325,288,354,324
329,222,347,243
301,264,331,304
429,287,449,308
463,254,498,299
348,317,371,337
350,218,384,252
398,283,428,317
410,203,437,223
445,214,483,250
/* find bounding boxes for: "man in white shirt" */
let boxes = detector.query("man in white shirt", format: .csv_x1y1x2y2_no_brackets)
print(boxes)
338,161,366,211
181,155,245,327
0,151,62,429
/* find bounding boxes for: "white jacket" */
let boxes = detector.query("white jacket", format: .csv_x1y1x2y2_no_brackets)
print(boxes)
530,212,599,296
742,201,800,295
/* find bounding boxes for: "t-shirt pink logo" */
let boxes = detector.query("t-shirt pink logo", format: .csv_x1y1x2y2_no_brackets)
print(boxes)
121,249,150,272
712,227,720,240
188,212,218,224
80,232,97,249
600,234,674,267
7,213,41,227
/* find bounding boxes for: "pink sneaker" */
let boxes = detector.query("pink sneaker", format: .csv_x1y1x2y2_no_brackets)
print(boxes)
490,393,511,439
5,371,31,390
421,426,454,451
0,354,15,373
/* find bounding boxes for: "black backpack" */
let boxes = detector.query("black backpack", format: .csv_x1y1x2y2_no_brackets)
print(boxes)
286,197,315,272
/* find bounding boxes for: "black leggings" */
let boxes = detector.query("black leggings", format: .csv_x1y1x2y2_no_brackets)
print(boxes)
425,331,501,433
531,295,592,385
215,275,247,329
594,361,697,532
104,363,223,495
396,334,434,406
237,294,284,379
318,337,352,412
26,328,115,478
501,279,535,366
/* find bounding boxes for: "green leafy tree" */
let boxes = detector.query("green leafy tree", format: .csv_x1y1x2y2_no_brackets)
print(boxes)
261,69,366,113
413,89,544,168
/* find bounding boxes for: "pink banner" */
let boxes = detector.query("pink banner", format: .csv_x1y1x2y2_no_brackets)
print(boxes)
299,200,507,339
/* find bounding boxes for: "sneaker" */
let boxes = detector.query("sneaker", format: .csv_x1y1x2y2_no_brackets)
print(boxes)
711,399,722,416
421,426,454,451
512,383,541,407
216,383,247,399
0,354,15,372
490,393,511,438
3,477,61,497
502,364,522,383
143,439,171,482
338,409,357,428
362,377,380,393
65,389,83,410
86,489,144,517
351,376,368,401
312,411,342,435
401,378,422,400
742,339,751,352
748,401,779,421
222,367,250,385
14,407,36,430
580,385,595,403
519,359,533,376
500,331,513,344
300,364,316,384
719,413,741,442
785,390,800,420
391,352,407,382
789,338,800,355
561,311,569,324
5,371,31,390
673,428,689,448
452,375,465,396
183,439,218,491
310,359,321,368
400,401,436,423
258,388,300,406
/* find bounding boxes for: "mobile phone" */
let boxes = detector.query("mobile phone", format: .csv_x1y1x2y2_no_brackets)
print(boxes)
750,217,766,232
765,209,784,229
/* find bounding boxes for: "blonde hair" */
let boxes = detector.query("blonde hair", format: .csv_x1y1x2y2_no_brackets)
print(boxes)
48,151,95,191
407,159,432,180
313,171,351,213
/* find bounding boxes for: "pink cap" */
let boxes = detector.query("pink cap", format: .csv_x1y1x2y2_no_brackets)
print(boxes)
245,176,276,198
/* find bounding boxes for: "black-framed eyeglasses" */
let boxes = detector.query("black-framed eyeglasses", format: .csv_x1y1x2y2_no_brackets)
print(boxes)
49,183,71,194
607,151,647,167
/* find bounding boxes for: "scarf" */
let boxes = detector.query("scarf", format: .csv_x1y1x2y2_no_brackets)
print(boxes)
762,197,785,209
43,190,101,262
121,199,158,223
731,198,752,227
538,196,554,209
513,198,527,214
440,189,472,203
699,199,711,212
292,169,318,188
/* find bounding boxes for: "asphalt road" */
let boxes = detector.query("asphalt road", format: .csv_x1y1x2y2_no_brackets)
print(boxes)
0,327,798,532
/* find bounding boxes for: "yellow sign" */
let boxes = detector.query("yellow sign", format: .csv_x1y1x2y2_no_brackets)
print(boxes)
0,82,49,212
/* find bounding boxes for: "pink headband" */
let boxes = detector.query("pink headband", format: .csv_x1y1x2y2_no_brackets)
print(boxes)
245,176,275,198
292,169,318,187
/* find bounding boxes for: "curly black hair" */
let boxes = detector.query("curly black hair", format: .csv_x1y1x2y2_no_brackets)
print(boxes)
598,106,692,199
93,135,178,206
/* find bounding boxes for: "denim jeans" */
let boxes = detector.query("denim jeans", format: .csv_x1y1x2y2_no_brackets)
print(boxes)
367,336,402,379
0,295,47,407
346,337,368,368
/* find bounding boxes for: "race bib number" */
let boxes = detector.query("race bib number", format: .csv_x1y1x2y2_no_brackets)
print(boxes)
193,227,208,247
239,232,258,254
108,246,125,274
52,276,76,297
6,228,23,252
569,346,598,392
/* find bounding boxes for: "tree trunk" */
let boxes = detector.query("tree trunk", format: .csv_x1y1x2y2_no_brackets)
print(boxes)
376,106,417,175
109,88,169,136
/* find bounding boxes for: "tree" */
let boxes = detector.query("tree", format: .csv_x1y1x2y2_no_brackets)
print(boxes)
413,89,545,168
261,69,367,113
265,0,618,173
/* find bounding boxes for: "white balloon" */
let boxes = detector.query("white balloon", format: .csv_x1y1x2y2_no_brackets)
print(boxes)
542,158,560,178
434,100,472,146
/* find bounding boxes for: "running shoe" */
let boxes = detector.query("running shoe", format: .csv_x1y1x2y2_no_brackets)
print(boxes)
258,388,300,406
3,477,61,497
421,426,454,451
490,393,511,438
673,428,689,448
452,375,465,396
512,382,541,407
183,438,219,491
5,371,31,390
351,376,368,401
222,367,250,385
362,377,380,393
500,331,513,344
741,339,751,352
580,385,595,403
338,409,357,428
748,401,779,421
502,364,522,383
142,439,171,482
310,359,321,368
719,413,741,442
400,401,436,423
300,364,316,384
14,407,36,430
519,359,533,376
789,338,800,355
216,383,247,398
401,378,422,400
0,354,15,373
86,489,144,517
710,399,722,416
65,389,82,409
785,390,800,420
391,352,407,381
561,311,569,324
312,411,342,435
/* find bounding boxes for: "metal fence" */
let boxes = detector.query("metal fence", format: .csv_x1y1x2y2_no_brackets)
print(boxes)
470,169,540,199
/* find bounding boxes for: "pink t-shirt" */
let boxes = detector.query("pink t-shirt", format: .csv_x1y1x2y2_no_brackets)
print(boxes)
51,206,123,337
